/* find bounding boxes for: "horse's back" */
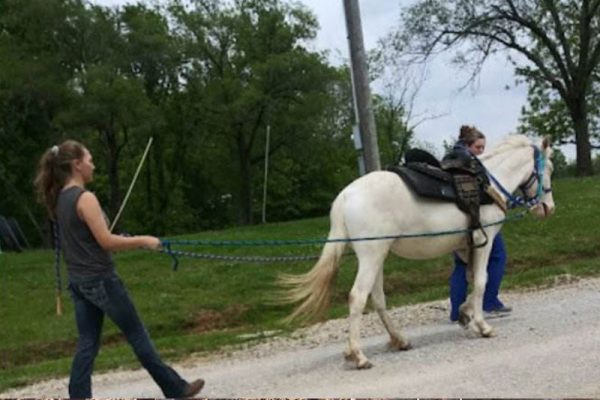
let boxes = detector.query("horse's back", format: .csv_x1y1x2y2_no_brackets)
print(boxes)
338,170,440,216
340,170,410,201
336,170,442,231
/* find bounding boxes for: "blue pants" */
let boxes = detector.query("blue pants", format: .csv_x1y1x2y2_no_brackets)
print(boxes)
68,274,188,398
449,234,507,321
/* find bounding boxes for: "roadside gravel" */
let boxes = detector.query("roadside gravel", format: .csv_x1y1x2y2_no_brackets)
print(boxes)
3,274,600,397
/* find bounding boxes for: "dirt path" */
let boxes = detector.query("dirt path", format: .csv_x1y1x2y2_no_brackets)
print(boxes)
3,276,600,397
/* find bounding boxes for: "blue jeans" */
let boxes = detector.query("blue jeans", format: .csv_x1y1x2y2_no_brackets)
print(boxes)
449,234,507,321
68,274,188,398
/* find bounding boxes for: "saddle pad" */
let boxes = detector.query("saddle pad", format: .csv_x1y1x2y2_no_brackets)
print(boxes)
387,165,457,202
405,162,453,183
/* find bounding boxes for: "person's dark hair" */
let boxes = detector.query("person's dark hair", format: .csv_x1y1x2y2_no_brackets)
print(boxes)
34,140,86,218
459,125,485,146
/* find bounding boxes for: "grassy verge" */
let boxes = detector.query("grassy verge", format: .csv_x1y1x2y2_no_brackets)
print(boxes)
1,175,600,391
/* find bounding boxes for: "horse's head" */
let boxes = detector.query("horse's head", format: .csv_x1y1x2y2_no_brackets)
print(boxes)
522,136,555,218
482,135,555,217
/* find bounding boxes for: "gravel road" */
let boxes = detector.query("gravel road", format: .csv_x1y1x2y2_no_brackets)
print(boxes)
3,275,600,398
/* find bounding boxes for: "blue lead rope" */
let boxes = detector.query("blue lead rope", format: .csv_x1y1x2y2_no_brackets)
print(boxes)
163,241,179,271
159,212,526,270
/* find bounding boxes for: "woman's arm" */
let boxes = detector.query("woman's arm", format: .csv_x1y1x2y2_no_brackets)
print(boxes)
77,191,160,252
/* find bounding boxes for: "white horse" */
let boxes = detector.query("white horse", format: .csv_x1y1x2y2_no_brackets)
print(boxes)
279,135,555,369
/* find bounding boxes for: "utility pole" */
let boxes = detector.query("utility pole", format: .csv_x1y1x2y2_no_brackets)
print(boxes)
261,125,271,224
343,0,380,172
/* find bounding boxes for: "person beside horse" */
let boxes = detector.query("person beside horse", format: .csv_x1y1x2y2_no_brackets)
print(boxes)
34,140,204,398
445,126,511,323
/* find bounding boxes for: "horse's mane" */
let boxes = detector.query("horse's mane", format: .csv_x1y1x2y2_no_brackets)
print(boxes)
480,135,531,161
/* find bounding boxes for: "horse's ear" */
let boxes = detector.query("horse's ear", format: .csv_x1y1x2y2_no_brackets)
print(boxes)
542,135,552,150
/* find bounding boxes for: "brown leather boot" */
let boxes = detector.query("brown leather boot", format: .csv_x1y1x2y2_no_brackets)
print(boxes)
183,378,205,398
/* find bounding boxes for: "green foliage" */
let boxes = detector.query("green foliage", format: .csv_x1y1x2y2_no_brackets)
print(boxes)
548,148,569,178
552,151,600,178
0,0,359,241
518,65,600,150
168,0,353,225
0,0,85,244
373,95,413,166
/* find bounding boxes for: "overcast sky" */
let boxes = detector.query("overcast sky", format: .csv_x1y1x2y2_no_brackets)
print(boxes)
92,0,562,158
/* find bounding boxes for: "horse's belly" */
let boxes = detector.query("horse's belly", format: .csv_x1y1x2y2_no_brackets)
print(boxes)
389,235,465,259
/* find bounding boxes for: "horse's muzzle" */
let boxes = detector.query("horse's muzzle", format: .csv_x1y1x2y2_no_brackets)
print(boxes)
542,202,556,217
530,202,555,218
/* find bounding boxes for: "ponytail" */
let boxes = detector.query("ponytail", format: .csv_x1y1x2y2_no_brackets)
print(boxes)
34,140,85,218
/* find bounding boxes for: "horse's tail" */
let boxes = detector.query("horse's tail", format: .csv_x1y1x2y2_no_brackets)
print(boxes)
278,196,347,322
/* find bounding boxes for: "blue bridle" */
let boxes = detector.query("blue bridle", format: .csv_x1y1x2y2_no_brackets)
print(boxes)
486,145,552,209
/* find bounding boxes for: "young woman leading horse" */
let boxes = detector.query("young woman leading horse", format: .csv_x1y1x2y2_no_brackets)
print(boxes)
34,140,205,397
279,135,555,369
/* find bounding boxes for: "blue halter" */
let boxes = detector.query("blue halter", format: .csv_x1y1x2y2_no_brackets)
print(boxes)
486,145,551,209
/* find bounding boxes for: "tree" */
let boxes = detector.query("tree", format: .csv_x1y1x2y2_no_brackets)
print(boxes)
519,71,600,151
394,0,600,175
56,5,155,221
119,4,187,234
171,0,341,224
0,0,85,242
372,95,413,166
370,36,442,166
60,64,154,220
0,0,361,238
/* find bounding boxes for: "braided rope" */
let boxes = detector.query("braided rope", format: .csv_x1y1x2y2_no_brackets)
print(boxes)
159,248,319,270
162,212,526,248
158,212,527,270
52,221,61,291
52,220,63,316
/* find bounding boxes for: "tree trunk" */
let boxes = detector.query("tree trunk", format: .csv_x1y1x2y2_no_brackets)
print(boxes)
104,130,122,223
145,153,155,231
236,132,253,225
153,134,167,234
569,97,594,176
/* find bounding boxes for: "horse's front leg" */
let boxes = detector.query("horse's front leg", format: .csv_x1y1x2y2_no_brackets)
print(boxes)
464,247,496,337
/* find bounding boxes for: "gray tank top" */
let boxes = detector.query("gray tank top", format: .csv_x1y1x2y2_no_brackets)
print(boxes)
56,186,115,280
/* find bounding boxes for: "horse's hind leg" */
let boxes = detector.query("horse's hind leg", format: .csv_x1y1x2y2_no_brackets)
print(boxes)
371,267,411,351
344,253,383,369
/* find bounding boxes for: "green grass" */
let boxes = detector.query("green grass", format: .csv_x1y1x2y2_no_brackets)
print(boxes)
1,175,600,391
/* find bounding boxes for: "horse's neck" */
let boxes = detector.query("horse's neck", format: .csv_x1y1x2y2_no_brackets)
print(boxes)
483,146,533,193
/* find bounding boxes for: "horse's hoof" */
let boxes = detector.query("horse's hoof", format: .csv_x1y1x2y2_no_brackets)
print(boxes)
482,327,496,337
467,320,481,334
344,350,355,362
458,313,471,327
357,359,373,369
388,338,412,351
469,319,496,337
